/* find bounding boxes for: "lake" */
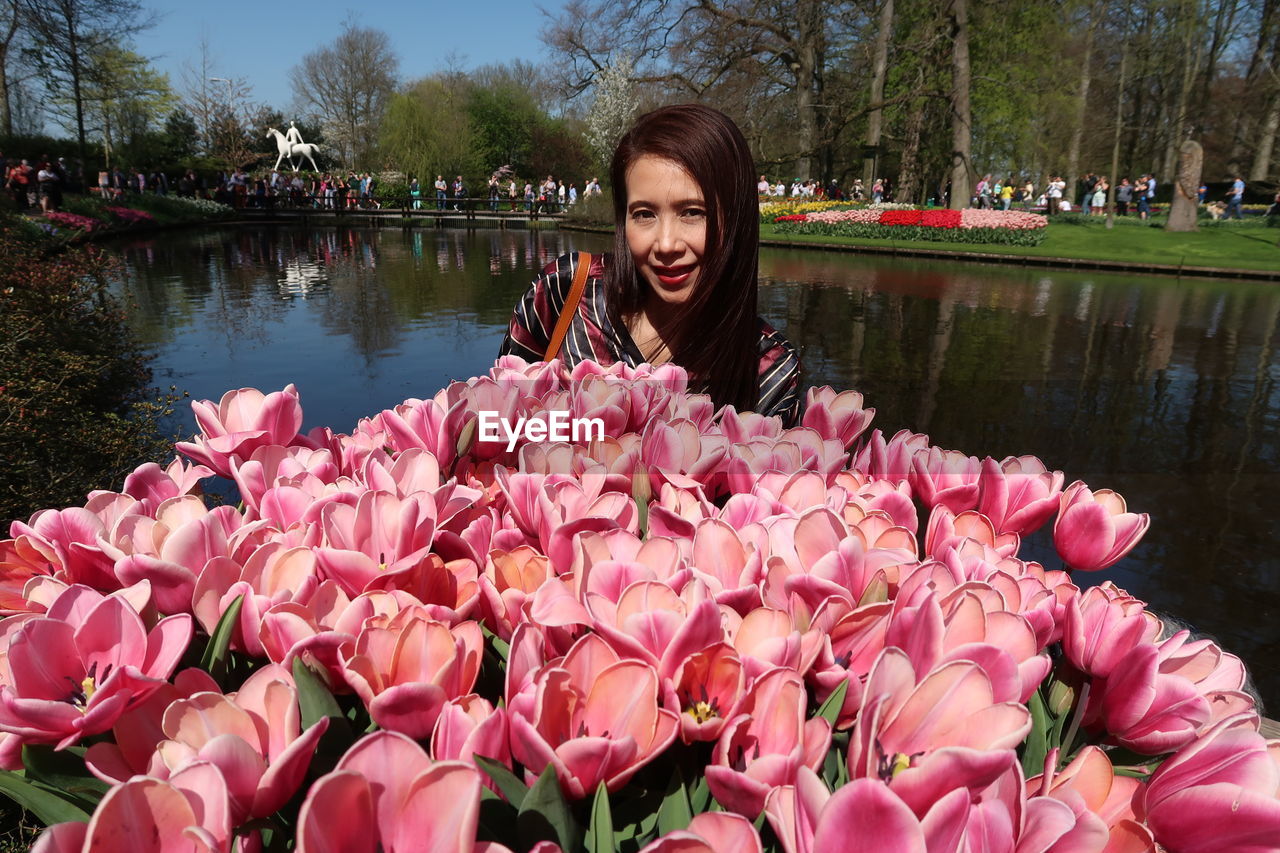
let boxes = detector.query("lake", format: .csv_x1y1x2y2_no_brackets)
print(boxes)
109,224,1280,711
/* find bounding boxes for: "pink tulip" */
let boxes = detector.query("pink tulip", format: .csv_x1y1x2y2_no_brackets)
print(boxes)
478,546,553,640
1053,482,1149,571
117,457,215,514
377,392,471,469
1134,712,1280,853
192,543,322,658
923,506,1020,561
33,767,231,853
1085,628,1253,754
431,694,510,774
339,611,482,739
765,771,971,853
909,446,983,514
847,648,1031,815
1027,746,1154,853
586,580,724,680
176,384,305,477
1061,584,1161,679
0,585,191,747
637,812,762,853
313,490,438,596
4,506,116,590
688,518,765,613
977,456,1065,537
298,730,488,853
139,664,329,823
802,387,875,448
670,641,747,743
851,428,931,485
706,667,831,818
507,633,678,798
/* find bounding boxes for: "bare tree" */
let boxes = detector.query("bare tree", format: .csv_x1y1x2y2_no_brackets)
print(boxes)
289,20,398,168
18,0,153,162
542,0,858,180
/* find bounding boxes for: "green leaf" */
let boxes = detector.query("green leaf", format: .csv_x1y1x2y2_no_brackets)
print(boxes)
1022,688,1051,777
517,765,581,851
291,656,345,731
199,593,244,679
656,769,692,835
0,770,91,825
689,774,711,815
477,787,520,848
475,755,529,808
21,745,109,800
815,679,849,728
586,782,615,853
482,626,511,662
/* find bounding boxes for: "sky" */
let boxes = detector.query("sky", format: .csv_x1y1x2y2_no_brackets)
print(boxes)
133,0,558,114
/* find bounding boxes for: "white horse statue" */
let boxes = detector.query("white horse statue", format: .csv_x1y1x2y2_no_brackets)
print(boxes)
267,127,321,173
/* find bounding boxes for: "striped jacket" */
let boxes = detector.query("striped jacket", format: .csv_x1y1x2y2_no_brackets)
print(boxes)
499,253,803,425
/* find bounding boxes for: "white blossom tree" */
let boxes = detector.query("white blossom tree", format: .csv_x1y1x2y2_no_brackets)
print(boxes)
584,56,636,170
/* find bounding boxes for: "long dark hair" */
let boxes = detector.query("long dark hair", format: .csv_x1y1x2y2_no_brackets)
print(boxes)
605,103,759,413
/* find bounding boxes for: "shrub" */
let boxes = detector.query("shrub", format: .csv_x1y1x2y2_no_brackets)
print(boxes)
0,213,175,525
563,189,614,227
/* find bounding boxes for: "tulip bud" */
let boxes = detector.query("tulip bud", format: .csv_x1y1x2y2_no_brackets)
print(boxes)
455,415,477,459
1048,679,1075,716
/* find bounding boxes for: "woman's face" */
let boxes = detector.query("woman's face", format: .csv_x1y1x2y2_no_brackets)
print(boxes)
625,154,707,307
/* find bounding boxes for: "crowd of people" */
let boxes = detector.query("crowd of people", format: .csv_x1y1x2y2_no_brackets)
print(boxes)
405,174,604,213
1,152,84,213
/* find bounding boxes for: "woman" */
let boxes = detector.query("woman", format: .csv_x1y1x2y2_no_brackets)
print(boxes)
500,103,802,425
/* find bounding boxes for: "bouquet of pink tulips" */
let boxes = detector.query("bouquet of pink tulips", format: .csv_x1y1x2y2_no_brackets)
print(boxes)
1,358,1275,853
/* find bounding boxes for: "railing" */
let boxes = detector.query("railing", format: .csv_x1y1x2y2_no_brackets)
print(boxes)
231,193,575,220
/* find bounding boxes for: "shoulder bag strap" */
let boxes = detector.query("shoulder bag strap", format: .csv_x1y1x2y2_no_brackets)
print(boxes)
543,252,593,362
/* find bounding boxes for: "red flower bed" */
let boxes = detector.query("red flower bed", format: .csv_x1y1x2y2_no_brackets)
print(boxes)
878,209,922,226
773,214,808,223
919,208,962,228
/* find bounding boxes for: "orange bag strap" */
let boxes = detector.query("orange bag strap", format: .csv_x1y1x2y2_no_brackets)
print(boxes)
543,252,593,362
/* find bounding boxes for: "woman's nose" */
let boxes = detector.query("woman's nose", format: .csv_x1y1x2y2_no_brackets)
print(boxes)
656,216,682,254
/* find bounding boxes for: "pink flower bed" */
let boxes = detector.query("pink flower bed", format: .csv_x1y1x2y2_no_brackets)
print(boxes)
2,359,1275,852
805,208,883,224
42,211,99,231
959,208,1048,231
106,206,156,225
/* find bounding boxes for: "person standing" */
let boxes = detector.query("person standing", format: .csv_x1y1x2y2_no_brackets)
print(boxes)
1227,175,1245,219
1000,179,1014,210
410,176,421,209
1144,173,1157,218
37,160,60,212
1135,175,1151,219
452,175,466,210
1116,178,1132,216
1046,176,1064,215
435,175,447,210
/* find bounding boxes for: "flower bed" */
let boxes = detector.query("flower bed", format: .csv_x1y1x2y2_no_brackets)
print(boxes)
2,359,1275,852
105,206,156,225
776,207,1049,246
42,211,100,232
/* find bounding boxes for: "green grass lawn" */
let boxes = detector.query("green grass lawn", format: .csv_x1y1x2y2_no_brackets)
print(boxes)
760,219,1280,272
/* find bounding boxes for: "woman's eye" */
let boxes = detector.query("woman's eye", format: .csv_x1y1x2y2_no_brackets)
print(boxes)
630,210,655,221
681,208,706,219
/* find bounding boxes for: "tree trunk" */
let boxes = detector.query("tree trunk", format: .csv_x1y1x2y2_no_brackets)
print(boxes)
1106,32,1129,230
793,0,822,180
896,95,926,203
947,0,971,210
1066,3,1098,206
1251,94,1280,182
66,13,87,164
1162,0,1202,181
1227,0,1276,174
0,49,10,137
862,0,893,189
1166,139,1202,232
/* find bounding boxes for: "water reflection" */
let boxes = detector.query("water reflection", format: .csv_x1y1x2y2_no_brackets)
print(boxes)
110,226,1280,711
